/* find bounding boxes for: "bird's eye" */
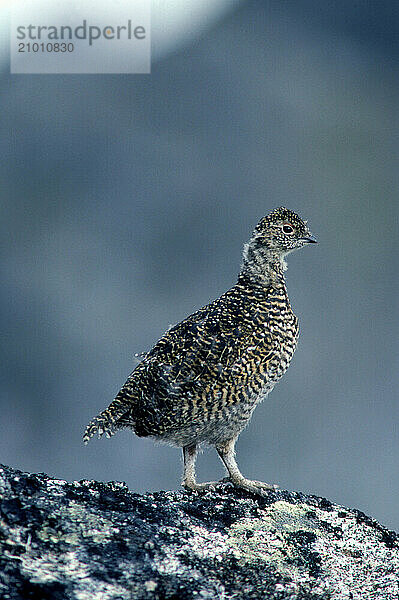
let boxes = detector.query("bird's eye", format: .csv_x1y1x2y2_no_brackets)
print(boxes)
282,223,294,234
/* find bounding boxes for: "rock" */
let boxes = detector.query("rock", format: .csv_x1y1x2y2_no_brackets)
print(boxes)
0,464,397,600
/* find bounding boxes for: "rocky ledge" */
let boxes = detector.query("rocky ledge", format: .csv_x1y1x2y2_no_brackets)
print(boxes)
0,464,397,600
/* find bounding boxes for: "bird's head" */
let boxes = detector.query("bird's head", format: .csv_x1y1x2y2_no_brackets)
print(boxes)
253,207,317,254
240,207,317,285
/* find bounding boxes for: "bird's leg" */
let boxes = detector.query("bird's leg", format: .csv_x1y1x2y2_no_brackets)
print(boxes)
182,444,219,491
216,438,278,495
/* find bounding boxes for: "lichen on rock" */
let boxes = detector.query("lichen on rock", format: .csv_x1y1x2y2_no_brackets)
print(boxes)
0,464,397,599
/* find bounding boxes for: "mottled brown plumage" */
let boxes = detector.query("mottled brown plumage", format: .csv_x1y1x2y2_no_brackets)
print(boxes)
84,207,316,494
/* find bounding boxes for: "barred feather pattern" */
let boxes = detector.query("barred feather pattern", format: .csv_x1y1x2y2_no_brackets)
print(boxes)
83,275,299,448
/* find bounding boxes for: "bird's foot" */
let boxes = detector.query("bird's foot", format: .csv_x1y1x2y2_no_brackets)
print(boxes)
182,480,220,492
229,476,279,496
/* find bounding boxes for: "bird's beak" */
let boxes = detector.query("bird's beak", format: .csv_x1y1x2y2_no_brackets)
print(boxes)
301,236,317,244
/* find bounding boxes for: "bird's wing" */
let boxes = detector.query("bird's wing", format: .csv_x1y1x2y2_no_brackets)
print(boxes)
142,289,276,385
83,287,277,441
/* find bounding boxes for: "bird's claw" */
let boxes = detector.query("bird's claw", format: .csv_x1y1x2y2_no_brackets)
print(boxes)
229,477,279,496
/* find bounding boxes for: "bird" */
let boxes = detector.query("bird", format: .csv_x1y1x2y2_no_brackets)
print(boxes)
84,207,317,495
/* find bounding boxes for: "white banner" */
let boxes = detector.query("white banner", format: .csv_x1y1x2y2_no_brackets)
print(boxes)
10,0,151,74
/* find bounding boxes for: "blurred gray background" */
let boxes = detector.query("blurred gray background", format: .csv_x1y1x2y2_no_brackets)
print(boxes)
1,1,398,530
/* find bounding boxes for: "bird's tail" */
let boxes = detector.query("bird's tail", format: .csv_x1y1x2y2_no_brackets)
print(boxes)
83,398,132,445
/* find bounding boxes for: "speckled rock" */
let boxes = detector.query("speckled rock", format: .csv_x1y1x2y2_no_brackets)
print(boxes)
0,464,397,600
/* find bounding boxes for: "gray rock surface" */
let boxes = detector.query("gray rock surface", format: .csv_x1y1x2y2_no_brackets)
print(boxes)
0,464,397,600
